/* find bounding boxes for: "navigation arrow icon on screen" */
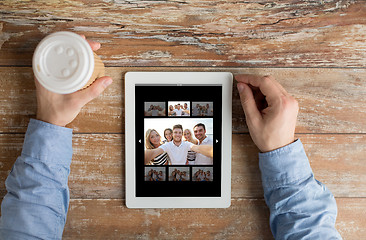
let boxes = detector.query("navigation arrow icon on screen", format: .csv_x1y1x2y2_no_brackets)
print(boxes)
216,139,219,143
139,139,142,143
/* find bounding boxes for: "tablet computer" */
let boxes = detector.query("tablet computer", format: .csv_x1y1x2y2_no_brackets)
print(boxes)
125,72,232,208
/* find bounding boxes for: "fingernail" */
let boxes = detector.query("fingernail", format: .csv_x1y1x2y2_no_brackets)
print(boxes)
103,78,113,87
237,83,244,93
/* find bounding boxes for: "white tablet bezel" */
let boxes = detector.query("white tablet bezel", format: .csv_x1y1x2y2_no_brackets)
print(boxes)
125,72,232,208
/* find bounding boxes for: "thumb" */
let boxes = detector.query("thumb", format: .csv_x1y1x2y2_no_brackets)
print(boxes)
237,83,261,125
73,76,113,106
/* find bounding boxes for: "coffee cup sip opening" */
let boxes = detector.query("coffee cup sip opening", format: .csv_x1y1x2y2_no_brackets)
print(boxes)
32,31,105,94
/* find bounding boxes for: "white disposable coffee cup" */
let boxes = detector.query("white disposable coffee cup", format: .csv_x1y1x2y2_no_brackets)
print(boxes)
33,31,105,94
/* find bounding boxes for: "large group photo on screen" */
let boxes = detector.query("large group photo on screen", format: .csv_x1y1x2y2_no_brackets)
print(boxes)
144,118,214,166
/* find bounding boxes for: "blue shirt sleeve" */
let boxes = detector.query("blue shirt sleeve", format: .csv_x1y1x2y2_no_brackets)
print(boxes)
0,119,73,240
259,139,342,240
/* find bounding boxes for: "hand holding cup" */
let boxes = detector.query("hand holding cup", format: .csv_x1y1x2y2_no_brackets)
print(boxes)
34,34,113,127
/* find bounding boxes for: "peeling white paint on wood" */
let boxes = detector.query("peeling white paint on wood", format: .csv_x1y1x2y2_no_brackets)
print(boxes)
0,0,365,67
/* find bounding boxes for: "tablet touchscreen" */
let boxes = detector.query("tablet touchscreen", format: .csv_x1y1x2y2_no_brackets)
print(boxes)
135,84,222,197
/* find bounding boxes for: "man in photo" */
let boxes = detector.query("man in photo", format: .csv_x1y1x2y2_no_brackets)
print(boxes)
193,123,213,165
145,124,213,165
158,171,164,181
181,171,189,181
173,104,183,116
182,103,190,116
205,170,213,181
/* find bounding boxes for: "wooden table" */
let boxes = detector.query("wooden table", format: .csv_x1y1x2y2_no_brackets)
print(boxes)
1,1,365,239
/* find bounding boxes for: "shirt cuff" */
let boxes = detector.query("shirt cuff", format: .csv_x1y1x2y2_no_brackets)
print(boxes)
259,139,313,189
21,119,73,165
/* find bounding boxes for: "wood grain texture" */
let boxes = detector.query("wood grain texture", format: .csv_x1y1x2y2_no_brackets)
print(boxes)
60,198,366,240
0,67,365,133
0,67,124,133
63,199,273,240
1,1,366,67
1,1,365,238
1,133,365,199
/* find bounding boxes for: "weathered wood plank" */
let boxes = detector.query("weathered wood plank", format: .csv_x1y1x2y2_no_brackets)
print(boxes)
1,1,366,67
336,198,366,239
0,67,365,133
0,67,124,133
231,68,366,134
0,134,365,199
61,198,365,239
63,198,273,240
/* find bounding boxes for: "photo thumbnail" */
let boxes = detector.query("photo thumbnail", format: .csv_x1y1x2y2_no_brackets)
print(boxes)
169,167,190,181
144,118,213,166
192,102,213,116
145,167,166,181
168,101,190,116
192,167,213,182
145,102,166,116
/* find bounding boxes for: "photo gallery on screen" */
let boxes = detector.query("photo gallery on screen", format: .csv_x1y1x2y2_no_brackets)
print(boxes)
144,101,214,182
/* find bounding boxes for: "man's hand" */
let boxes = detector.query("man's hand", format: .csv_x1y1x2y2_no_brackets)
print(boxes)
191,145,213,158
35,36,113,127
236,75,299,152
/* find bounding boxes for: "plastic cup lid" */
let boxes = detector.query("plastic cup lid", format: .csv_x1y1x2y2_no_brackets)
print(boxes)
32,31,94,94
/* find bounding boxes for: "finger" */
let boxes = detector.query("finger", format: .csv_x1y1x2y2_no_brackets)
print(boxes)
34,76,53,95
34,77,42,89
263,75,289,96
237,82,262,125
87,40,101,51
78,34,101,51
236,74,283,101
72,76,113,106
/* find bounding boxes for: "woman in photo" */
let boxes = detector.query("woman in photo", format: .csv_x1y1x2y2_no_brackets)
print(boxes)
201,106,207,116
192,104,200,116
145,169,152,181
183,129,198,145
170,170,177,181
145,129,171,165
194,169,205,181
146,169,154,181
163,128,173,143
194,169,201,181
183,129,198,165
175,170,183,182
168,105,176,116
199,169,206,181
198,105,204,116
152,170,158,181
